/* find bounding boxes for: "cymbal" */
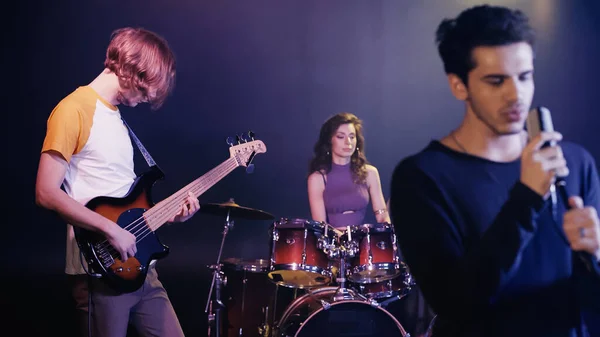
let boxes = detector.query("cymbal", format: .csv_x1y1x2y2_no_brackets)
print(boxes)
199,199,274,220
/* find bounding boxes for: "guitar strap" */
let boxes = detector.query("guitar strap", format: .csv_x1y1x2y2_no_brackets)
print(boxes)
121,117,163,173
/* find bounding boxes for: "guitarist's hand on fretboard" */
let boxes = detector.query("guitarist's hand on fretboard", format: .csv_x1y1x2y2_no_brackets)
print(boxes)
106,223,138,261
168,191,201,223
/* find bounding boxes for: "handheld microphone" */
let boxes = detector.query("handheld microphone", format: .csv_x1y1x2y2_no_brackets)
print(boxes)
525,106,569,208
526,106,599,272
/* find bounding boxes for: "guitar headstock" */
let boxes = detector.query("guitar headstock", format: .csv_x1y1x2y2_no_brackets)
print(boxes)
228,131,266,170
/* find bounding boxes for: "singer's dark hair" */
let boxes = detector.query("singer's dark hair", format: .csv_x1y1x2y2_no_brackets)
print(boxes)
435,5,536,85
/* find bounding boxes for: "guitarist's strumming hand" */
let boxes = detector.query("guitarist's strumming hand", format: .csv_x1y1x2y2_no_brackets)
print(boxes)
169,191,200,223
106,223,138,262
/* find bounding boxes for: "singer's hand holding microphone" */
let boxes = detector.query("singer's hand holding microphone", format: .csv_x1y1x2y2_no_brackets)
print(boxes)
520,131,567,198
524,106,600,262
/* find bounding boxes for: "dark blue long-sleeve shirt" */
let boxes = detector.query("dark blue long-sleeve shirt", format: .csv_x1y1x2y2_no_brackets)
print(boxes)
390,140,600,337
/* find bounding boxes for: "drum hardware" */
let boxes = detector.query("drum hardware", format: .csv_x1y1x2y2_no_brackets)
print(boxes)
204,198,274,337
205,211,233,337
257,305,270,337
333,254,353,301
319,224,361,301
206,264,227,337
317,223,359,260
378,294,400,308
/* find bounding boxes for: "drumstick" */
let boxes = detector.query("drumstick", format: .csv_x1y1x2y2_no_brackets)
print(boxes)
330,227,344,237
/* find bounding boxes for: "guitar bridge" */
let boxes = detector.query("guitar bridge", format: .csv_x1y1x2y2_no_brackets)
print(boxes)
94,243,115,268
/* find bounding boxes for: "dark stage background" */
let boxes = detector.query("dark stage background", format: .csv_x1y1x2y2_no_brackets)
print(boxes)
5,0,600,336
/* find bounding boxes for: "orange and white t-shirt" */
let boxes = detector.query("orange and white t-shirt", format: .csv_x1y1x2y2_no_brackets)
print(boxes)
41,85,136,275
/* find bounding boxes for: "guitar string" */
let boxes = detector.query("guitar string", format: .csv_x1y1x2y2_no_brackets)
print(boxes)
94,158,240,261
96,159,237,260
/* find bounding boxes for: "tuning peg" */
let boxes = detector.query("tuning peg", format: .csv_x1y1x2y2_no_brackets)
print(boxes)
235,135,242,144
226,136,236,146
248,131,255,141
240,133,250,143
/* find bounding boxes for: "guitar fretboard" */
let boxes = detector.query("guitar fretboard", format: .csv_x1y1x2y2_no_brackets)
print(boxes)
142,157,239,232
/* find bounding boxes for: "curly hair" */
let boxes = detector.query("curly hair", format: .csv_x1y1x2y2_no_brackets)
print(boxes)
308,112,369,184
104,27,176,110
435,5,536,85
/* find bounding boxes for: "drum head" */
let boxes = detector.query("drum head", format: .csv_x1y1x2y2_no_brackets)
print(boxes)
268,269,330,288
351,222,394,235
275,218,326,232
275,287,406,337
293,301,405,337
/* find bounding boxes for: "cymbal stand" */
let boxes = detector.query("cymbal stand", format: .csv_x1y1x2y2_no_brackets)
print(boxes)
205,207,235,337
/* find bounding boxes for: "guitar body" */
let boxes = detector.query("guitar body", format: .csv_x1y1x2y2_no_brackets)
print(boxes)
74,166,169,293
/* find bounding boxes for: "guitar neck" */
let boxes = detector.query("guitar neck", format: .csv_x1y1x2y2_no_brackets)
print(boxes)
143,157,239,231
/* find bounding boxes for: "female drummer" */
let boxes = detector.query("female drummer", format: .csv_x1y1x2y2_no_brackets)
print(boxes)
307,112,390,229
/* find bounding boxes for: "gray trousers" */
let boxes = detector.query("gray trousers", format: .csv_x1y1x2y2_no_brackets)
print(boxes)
68,268,184,337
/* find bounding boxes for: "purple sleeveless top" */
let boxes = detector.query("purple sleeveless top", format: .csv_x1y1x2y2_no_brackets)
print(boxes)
322,163,370,229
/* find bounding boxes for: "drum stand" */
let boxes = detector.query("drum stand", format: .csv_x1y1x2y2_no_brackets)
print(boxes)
205,208,235,337
333,253,355,301
330,225,360,302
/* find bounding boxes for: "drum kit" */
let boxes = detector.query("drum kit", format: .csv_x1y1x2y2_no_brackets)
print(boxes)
203,198,415,337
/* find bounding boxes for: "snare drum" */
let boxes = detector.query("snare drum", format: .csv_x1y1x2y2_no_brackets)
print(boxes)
347,223,402,283
268,218,333,288
273,286,408,337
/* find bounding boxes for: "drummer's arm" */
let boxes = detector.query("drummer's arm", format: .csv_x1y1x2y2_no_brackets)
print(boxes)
366,165,390,223
308,171,327,223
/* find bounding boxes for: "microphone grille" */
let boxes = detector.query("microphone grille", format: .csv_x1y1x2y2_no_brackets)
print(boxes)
526,106,554,140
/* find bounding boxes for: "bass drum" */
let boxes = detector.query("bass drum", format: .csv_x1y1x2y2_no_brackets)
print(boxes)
273,287,407,337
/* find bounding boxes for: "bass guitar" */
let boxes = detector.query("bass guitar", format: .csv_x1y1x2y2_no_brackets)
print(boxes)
74,136,266,293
